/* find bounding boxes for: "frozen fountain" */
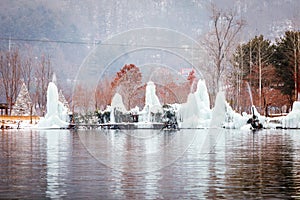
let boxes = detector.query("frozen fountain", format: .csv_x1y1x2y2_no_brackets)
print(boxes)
37,81,69,129
179,79,211,128
110,93,127,123
139,81,162,122
210,91,227,128
282,101,300,128
246,82,254,106
223,82,265,129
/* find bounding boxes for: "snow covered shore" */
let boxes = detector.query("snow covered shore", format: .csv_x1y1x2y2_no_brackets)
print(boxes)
5,79,300,130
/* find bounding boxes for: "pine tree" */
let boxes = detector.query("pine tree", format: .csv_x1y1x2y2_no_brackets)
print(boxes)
11,83,36,116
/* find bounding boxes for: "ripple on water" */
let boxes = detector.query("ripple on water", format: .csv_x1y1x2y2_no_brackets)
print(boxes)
0,129,300,199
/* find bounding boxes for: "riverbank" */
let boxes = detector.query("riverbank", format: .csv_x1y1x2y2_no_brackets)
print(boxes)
0,115,40,129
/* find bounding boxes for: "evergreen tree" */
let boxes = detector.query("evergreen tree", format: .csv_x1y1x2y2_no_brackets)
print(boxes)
273,31,300,107
232,35,274,86
230,35,275,111
11,83,36,116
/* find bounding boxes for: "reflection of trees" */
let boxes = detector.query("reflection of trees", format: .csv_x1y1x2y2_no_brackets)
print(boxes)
224,132,298,199
0,131,47,199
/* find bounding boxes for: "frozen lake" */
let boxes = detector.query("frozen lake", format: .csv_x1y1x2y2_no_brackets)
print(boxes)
1,128,300,199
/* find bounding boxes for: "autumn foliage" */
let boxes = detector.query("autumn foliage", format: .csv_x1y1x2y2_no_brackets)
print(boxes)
73,63,199,113
111,64,143,110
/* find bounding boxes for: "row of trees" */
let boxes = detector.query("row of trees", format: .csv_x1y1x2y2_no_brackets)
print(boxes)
0,48,52,115
201,4,299,114
2,31,298,116
229,31,300,113
73,64,197,113
0,3,297,116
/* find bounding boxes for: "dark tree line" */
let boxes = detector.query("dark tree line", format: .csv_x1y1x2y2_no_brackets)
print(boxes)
230,31,300,113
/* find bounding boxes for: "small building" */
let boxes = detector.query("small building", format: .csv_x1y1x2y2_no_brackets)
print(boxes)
0,103,8,115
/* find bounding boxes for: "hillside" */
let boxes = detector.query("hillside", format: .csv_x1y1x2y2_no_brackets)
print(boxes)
0,0,299,90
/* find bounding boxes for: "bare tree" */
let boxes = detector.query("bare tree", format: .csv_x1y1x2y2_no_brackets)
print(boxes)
20,48,37,119
95,77,113,111
21,48,35,93
0,48,22,114
72,84,95,114
203,3,245,104
35,54,52,116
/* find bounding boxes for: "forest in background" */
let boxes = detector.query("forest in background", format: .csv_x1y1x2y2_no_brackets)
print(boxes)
0,0,299,115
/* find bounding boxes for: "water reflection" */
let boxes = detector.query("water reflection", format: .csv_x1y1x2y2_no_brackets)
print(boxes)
0,130,48,199
224,130,300,199
77,129,201,173
0,129,300,199
43,130,71,199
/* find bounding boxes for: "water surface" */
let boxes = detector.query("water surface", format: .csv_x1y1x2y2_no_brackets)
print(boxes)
0,128,300,199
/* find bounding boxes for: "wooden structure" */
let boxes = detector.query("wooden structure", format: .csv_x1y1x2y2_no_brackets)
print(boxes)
0,103,8,115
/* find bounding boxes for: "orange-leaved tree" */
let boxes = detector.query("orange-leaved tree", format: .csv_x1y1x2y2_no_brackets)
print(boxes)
95,77,113,111
111,64,142,110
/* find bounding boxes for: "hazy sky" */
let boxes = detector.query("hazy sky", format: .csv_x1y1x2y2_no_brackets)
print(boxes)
0,0,299,85
1,0,299,41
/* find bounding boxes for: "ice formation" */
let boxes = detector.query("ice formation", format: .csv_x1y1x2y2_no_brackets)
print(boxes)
144,81,161,108
140,81,162,122
179,79,211,128
282,101,300,128
211,91,227,128
110,93,127,123
223,102,248,129
111,93,127,112
37,82,69,129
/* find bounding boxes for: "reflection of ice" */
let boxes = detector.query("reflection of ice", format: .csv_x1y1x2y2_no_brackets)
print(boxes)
78,129,198,173
45,130,70,199
37,82,69,129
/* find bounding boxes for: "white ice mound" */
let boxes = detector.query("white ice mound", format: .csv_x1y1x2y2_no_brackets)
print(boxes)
111,93,127,113
110,92,127,123
282,101,300,128
179,79,211,128
144,81,161,112
224,105,265,129
37,82,69,129
140,81,162,122
211,91,227,128
223,103,249,129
